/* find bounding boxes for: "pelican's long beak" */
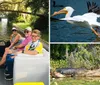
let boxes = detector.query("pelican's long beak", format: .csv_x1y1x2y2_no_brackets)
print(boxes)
51,8,68,16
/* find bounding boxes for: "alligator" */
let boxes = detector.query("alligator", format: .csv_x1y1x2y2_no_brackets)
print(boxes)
56,68,87,77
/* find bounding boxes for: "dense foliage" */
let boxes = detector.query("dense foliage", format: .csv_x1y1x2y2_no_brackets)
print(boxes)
0,0,48,27
26,0,48,15
51,44,66,60
51,44,100,70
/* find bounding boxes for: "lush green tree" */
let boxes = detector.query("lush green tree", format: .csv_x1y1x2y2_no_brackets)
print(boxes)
26,0,49,30
0,0,32,23
51,44,100,70
51,44,66,60
66,44,77,53
0,0,49,30
26,0,48,15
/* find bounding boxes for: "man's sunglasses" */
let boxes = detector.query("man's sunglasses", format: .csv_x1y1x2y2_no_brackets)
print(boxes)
24,30,29,33
12,30,17,31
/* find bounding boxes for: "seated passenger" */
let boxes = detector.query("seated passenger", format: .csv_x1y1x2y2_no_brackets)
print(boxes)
13,27,32,51
0,26,23,60
4,29,43,80
8,26,23,49
0,27,32,75
21,29,43,55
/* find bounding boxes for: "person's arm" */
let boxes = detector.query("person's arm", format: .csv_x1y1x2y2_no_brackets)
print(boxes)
24,50,38,55
14,44,24,49
14,37,30,49
9,34,20,49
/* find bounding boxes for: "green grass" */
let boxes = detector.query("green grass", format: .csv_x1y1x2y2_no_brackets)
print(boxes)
50,78,100,85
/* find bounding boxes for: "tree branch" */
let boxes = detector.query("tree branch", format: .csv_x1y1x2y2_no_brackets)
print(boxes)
0,9,46,17
0,1,24,5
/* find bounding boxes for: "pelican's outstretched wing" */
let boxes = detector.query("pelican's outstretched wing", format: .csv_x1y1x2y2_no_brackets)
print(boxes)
87,1,100,14
82,13,100,22
64,16,91,28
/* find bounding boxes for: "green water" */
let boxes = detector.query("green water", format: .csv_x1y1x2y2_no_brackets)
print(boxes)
0,23,10,42
51,77,100,85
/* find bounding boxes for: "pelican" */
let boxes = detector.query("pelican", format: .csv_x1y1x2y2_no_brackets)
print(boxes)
51,6,100,36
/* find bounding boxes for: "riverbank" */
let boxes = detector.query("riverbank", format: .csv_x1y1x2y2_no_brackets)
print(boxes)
81,69,100,77
51,68,100,78
50,68,100,85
